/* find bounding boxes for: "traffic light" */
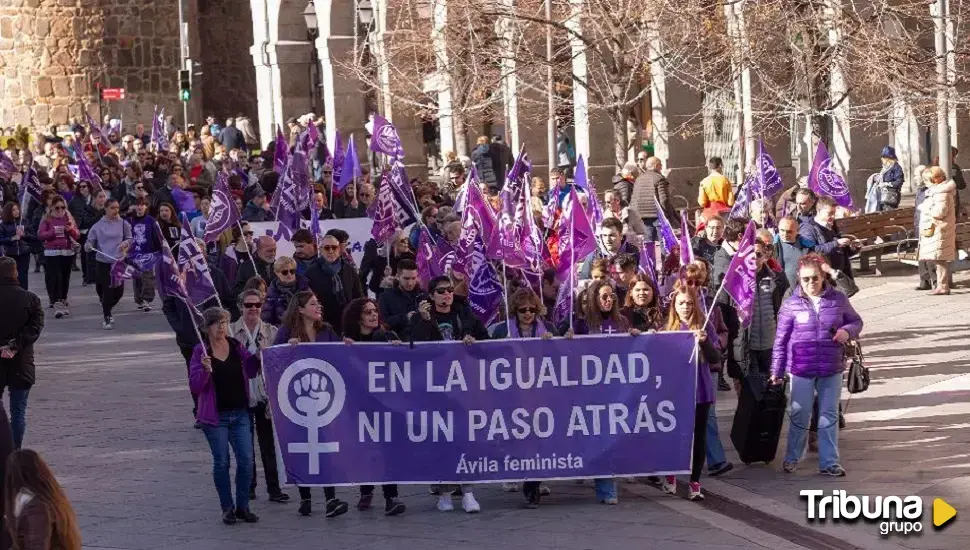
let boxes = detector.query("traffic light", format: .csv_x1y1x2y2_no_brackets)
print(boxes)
179,69,191,102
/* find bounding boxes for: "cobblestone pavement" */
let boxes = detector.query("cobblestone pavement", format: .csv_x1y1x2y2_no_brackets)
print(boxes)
14,263,970,550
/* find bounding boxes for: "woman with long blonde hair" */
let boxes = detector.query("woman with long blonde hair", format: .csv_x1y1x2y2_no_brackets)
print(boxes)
5,449,82,549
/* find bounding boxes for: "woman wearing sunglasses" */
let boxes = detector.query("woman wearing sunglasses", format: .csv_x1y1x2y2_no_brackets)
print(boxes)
565,279,640,505
261,256,309,327
37,196,79,318
340,297,407,516
230,289,290,504
769,253,863,478
488,288,556,507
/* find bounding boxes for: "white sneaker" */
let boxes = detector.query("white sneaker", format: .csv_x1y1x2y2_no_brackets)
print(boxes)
102,318,113,330
660,476,677,495
539,484,551,496
436,495,453,512
461,492,480,513
501,482,519,492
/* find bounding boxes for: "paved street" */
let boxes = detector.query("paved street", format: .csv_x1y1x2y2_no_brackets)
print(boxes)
14,263,970,550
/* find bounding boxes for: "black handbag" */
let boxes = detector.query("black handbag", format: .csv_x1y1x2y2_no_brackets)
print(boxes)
845,340,869,394
881,188,901,209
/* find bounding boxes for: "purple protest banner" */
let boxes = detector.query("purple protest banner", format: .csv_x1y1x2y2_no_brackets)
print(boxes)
331,131,344,182
19,166,43,206
151,106,168,152
110,251,162,288
679,210,695,266
261,332,697,485
555,187,596,282
457,181,496,260
369,114,405,160
808,142,853,208
170,185,197,214
204,172,240,243
75,150,104,195
274,126,288,175
654,199,678,255
719,220,758,326
86,113,104,138
416,227,434,284
466,255,504,326
745,139,782,199
729,179,751,220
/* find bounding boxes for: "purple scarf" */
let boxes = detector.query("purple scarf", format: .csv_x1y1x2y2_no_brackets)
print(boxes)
507,320,548,339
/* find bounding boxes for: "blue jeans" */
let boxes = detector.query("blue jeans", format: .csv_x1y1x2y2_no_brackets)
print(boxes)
594,478,616,501
785,374,842,469
705,399,727,469
202,410,254,512
2,386,30,449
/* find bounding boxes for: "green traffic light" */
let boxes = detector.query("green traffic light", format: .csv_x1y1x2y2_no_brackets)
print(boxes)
180,89,191,102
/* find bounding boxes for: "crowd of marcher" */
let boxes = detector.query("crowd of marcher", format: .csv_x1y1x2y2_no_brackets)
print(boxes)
0,109,965,538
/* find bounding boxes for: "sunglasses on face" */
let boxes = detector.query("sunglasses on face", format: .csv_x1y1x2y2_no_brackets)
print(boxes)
801,275,820,283
322,245,339,252
601,293,616,301
517,307,537,314
54,206,65,211
243,302,262,309
362,308,379,315
277,269,296,276
243,231,254,237
434,287,455,295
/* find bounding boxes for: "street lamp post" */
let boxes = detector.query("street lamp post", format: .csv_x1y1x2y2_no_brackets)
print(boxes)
304,1,320,117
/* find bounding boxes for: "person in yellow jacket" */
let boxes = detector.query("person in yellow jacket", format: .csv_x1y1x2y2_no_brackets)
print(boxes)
698,157,735,222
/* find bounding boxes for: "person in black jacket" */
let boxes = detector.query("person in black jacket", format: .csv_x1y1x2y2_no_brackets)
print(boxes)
377,259,422,337
360,234,414,297
233,236,276,296
305,234,364,334
0,257,45,449
733,235,788,377
68,182,100,284
340,297,407,516
799,196,860,277
162,263,237,423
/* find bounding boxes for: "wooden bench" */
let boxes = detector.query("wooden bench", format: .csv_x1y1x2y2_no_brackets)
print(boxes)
838,207,916,275
898,222,970,269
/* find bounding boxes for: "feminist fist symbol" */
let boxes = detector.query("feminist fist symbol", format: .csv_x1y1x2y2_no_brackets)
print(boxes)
294,371,332,417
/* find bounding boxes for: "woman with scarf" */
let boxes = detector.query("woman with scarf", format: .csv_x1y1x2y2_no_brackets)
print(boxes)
658,285,722,501
340,297,407,516
37,195,79,318
488,288,556,507
261,256,309,326
566,280,641,505
273,291,349,518
230,289,289,504
189,307,261,524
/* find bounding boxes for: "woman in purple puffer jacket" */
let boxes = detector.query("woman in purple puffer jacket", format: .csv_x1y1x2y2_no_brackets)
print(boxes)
769,253,863,478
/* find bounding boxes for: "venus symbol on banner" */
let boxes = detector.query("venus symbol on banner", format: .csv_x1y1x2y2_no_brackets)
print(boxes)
276,358,347,475
816,157,849,199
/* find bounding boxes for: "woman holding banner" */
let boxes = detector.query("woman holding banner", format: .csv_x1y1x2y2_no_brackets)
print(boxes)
567,280,640,505
770,253,863,477
230,290,290,504
189,307,261,525
274,290,349,518
341,297,408,516
489,288,556,507
659,286,722,501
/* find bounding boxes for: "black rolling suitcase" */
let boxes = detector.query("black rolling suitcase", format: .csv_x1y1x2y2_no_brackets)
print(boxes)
730,373,787,464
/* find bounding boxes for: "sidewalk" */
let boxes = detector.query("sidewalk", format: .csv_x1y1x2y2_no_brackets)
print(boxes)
704,268,970,550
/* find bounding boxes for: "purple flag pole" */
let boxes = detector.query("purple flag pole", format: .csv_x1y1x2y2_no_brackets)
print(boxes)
569,210,575,332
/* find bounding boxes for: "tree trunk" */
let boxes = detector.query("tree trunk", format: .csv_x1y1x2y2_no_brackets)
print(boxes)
453,111,469,157
611,108,629,172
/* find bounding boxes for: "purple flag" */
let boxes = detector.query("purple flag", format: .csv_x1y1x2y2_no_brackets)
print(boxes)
204,172,240,243
416,227,434,284
307,122,320,150
86,113,103,138
466,240,504,326
177,213,218,308
19,166,43,206
574,155,603,227
745,139,782,199
368,166,417,243
0,152,16,181
654,199,678,255
556,187,597,281
331,132,344,186
369,114,405,160
457,182,497,260
75,150,104,195
638,241,657,287
110,251,162,288
336,136,363,192
729,179,752,220
679,210,695,266
155,237,191,302
171,185,197,214
274,126,288,175
808,142,853,208
309,196,320,241
720,220,758,326
151,106,168,152
552,274,573,328
488,149,538,268
272,131,311,241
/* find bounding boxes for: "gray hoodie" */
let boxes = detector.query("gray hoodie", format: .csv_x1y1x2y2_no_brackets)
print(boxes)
86,216,132,263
